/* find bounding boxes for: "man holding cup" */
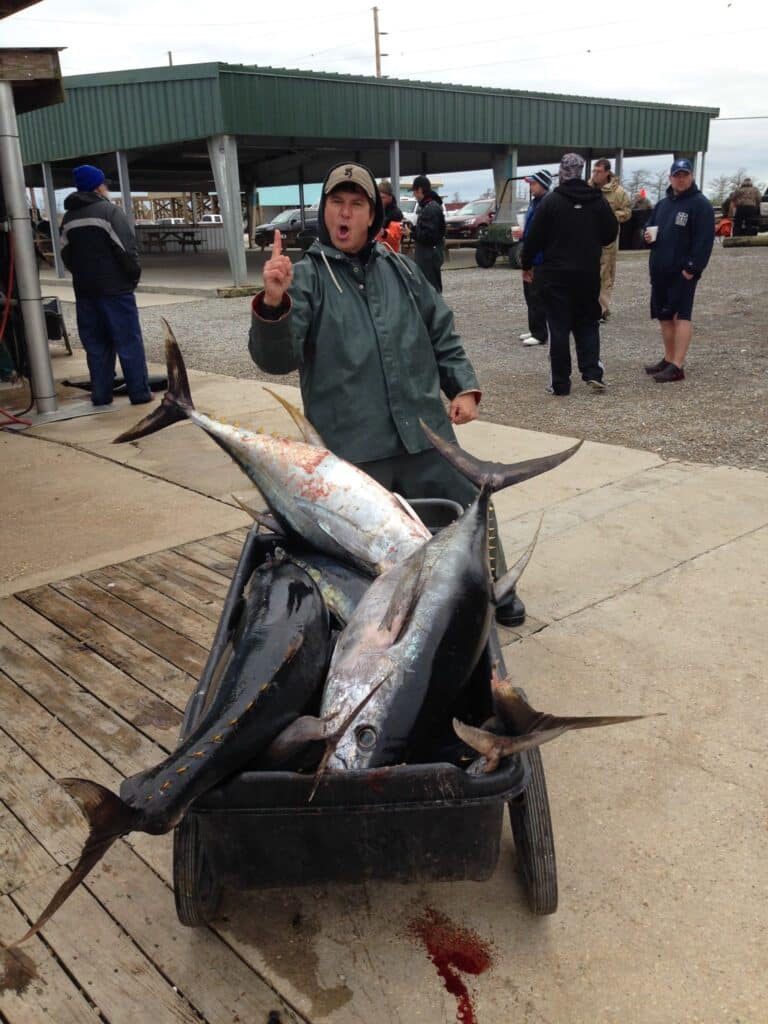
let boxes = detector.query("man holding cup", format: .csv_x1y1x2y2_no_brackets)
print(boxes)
643,159,715,383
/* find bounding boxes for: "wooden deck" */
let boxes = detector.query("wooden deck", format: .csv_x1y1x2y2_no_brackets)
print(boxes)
0,527,304,1024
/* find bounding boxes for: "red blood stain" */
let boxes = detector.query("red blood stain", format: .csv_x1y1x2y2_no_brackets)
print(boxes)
408,906,493,1024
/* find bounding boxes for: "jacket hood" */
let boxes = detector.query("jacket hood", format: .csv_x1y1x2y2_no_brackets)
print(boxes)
420,190,443,206
64,190,108,212
317,161,384,249
555,178,605,205
665,182,701,201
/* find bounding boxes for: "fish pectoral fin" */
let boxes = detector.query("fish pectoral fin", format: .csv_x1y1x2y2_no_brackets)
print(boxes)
293,500,372,561
259,715,328,768
262,387,327,447
378,546,429,639
12,779,139,947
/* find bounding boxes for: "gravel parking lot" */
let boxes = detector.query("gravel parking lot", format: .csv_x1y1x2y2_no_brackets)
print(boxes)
85,244,767,471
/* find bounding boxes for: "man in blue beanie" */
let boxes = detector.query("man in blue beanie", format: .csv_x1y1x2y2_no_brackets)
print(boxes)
60,164,151,405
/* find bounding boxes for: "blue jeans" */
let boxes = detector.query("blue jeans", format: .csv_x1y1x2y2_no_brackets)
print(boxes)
75,292,151,405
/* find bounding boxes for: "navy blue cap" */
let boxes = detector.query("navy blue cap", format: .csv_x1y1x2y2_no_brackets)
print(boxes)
670,159,693,176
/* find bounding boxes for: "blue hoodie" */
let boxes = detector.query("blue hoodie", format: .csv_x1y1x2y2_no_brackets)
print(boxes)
522,192,547,266
647,183,715,279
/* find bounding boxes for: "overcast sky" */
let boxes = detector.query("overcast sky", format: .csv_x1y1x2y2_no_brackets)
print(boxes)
5,0,766,201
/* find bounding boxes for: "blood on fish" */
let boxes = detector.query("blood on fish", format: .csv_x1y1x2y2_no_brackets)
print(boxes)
408,907,492,1024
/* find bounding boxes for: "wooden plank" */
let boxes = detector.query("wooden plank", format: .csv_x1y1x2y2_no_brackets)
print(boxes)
0,731,87,864
113,560,222,622
84,568,217,649
18,586,196,706
0,805,53,898
134,548,232,600
173,540,238,577
200,533,246,560
0,624,165,778
88,841,303,1024
0,50,60,81
0,598,181,749
0,897,100,1024
46,577,208,679
11,863,205,1024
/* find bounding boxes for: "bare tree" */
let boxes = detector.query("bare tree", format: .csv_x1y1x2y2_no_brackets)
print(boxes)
727,167,749,190
707,174,731,205
623,168,652,197
651,170,668,203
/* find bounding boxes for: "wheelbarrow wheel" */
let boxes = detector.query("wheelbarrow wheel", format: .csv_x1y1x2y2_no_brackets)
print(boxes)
508,747,558,914
173,814,222,926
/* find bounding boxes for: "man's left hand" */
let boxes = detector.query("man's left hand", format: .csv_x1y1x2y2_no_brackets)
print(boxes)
522,269,533,284
449,393,479,425
682,270,694,280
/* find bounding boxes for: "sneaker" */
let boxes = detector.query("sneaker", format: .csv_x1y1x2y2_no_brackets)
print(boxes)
653,363,685,383
495,591,526,628
522,335,546,346
586,378,606,392
644,358,670,375
519,331,533,341
599,310,611,324
545,385,570,396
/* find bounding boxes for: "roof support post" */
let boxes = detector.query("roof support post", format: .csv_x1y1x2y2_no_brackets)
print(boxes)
615,148,624,182
116,150,134,230
41,160,64,277
0,81,57,413
698,151,707,189
207,133,246,287
492,146,517,219
389,140,400,203
298,166,306,228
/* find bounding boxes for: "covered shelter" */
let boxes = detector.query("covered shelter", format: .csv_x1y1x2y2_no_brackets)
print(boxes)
18,61,719,286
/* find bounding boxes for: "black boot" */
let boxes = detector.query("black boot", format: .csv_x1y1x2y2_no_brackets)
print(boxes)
495,590,526,628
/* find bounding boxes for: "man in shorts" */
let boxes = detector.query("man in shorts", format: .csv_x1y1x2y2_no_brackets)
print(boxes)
643,159,715,383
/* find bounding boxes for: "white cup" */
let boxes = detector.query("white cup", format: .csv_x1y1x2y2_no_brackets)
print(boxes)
645,225,659,243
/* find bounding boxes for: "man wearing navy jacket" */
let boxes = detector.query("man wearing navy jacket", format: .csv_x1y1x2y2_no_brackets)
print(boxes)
643,159,715,383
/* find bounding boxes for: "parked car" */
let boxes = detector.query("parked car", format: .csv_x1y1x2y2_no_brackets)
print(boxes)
445,198,496,240
398,196,419,227
199,214,222,224
156,217,186,227
254,207,319,249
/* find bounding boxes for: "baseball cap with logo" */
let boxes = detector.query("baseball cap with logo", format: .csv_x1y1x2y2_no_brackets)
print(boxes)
323,163,377,202
670,158,693,175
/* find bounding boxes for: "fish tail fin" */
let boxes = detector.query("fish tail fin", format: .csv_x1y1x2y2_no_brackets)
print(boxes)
419,420,582,492
12,779,139,946
113,319,193,443
263,387,326,447
493,518,542,607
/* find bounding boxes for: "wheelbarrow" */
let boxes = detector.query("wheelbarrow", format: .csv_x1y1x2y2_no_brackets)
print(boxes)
172,501,558,924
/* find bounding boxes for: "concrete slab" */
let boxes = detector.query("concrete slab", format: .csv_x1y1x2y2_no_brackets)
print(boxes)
41,281,204,308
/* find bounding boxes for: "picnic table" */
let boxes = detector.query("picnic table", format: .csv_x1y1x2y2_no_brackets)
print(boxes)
143,228,203,253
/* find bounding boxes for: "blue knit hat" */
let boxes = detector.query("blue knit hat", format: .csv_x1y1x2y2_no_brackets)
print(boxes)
73,164,106,192
525,169,553,191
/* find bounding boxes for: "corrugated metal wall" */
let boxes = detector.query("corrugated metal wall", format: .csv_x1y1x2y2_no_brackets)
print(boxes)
18,63,717,166
19,65,223,164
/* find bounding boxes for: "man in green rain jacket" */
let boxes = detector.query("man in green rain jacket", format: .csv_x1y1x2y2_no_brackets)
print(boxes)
248,161,525,626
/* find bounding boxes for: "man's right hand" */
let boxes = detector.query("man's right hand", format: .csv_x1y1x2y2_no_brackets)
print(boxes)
263,230,293,307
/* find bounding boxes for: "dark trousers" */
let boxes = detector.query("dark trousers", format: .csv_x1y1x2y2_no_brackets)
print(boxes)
733,205,759,237
539,271,603,394
414,244,444,293
523,276,548,342
75,292,151,405
356,448,508,579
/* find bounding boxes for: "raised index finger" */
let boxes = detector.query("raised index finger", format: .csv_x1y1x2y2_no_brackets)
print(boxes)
272,229,283,259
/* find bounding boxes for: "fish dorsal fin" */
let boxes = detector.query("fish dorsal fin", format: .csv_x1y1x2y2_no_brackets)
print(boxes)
378,544,429,640
263,387,326,447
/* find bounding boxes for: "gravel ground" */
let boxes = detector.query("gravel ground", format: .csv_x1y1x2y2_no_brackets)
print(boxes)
69,244,768,471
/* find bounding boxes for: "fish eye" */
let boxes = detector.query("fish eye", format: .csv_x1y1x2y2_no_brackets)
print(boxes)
355,726,377,750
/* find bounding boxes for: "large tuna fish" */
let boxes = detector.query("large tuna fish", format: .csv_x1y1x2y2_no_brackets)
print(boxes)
114,322,430,576
10,557,331,946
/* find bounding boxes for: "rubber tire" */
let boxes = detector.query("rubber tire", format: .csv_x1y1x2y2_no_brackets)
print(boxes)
507,242,523,269
173,815,223,927
475,245,498,268
508,747,558,914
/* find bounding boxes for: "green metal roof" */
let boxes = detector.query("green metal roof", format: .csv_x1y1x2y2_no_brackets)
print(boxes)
18,62,719,188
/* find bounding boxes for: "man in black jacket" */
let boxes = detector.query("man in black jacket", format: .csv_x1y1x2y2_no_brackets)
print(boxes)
410,175,446,292
521,153,617,396
60,164,151,406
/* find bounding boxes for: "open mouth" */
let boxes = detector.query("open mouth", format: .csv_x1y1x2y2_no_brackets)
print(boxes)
336,224,351,241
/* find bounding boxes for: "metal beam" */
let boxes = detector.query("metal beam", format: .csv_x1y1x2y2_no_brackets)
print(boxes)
41,159,64,277
207,134,247,287
0,80,57,413
389,140,400,203
116,150,135,230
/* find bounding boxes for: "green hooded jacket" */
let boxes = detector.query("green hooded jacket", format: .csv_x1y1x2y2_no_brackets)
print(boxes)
248,239,480,464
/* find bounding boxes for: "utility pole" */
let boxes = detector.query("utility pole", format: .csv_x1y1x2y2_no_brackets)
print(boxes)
372,7,388,77
167,51,173,66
